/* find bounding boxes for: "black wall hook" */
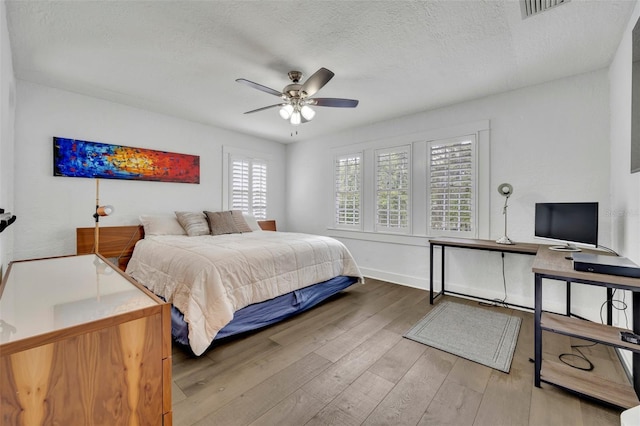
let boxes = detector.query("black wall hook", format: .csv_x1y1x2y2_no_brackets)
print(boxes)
0,208,16,233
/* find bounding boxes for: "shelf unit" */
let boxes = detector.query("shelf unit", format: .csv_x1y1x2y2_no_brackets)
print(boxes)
541,312,640,408
533,248,640,409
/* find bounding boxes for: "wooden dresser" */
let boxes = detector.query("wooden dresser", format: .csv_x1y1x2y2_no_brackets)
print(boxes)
0,254,172,425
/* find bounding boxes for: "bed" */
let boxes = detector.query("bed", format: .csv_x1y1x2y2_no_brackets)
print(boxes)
77,215,362,356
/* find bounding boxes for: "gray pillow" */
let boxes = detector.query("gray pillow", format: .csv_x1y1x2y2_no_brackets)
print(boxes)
204,211,240,235
231,210,253,233
175,211,210,236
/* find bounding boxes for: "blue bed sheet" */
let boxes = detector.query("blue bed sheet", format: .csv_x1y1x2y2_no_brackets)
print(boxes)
171,275,359,348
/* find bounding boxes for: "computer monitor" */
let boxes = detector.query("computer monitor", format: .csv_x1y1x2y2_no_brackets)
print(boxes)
534,202,598,252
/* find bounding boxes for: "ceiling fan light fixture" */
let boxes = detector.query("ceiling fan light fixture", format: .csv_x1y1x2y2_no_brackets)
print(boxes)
300,105,315,121
279,104,294,120
290,110,301,126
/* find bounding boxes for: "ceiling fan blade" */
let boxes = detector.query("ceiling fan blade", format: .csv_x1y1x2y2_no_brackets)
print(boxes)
236,78,283,97
243,104,284,114
310,98,359,108
300,68,334,98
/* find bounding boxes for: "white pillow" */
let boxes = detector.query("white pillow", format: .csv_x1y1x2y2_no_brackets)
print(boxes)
139,215,187,236
242,212,262,231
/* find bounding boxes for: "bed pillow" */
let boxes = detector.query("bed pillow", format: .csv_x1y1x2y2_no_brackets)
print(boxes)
230,210,253,233
175,211,210,236
242,212,263,232
204,210,240,235
139,215,187,236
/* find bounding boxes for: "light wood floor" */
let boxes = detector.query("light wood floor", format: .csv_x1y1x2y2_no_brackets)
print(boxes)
171,278,625,426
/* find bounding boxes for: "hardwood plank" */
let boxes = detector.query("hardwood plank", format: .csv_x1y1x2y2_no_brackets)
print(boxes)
315,289,427,362
418,379,483,426
194,352,331,425
248,388,326,426
529,383,583,426
367,337,427,384
473,363,533,426
303,329,401,405
362,348,457,426
445,358,492,394
307,371,395,425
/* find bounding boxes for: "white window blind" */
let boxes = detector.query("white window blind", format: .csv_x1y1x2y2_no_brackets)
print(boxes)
334,153,362,228
428,136,476,236
375,146,410,232
231,156,267,219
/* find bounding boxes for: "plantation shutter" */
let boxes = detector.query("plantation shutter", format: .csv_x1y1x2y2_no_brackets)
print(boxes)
334,153,362,228
428,136,476,236
375,146,410,233
231,156,267,219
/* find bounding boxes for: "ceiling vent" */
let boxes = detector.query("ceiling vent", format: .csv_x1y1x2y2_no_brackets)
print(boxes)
521,0,570,19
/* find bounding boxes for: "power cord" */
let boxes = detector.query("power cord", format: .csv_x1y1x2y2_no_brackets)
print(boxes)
479,252,508,308
559,342,596,371
560,289,629,372
600,288,629,329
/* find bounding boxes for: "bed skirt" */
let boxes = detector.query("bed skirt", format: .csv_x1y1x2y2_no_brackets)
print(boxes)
170,275,359,350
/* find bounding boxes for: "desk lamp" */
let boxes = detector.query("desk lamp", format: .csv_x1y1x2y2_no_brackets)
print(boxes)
496,183,515,245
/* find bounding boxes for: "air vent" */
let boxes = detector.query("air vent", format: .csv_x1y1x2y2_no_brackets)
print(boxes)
521,0,570,19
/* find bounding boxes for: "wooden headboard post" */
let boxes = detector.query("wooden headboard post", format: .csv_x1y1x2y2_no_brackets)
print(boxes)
76,225,144,271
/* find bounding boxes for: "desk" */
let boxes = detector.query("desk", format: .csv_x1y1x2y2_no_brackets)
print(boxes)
429,237,540,306
533,248,640,409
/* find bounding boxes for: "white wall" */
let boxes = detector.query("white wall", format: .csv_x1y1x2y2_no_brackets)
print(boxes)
287,70,611,317
609,0,640,371
0,0,16,276
13,80,286,261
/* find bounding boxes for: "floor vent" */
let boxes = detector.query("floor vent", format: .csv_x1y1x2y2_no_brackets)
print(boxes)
521,0,570,19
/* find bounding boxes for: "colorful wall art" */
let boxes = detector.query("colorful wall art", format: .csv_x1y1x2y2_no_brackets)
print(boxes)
53,137,200,184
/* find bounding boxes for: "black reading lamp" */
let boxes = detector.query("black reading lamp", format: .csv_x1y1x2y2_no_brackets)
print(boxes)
496,183,515,245
93,179,114,254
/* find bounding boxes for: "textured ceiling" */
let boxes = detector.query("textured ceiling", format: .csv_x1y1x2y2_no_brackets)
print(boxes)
5,0,636,144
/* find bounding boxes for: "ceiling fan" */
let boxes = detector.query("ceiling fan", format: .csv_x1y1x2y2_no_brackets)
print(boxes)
236,67,359,126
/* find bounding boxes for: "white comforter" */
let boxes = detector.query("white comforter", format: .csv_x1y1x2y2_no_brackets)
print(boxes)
126,231,362,355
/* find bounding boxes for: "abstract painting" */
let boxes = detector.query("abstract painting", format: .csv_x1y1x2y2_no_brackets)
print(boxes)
53,137,200,184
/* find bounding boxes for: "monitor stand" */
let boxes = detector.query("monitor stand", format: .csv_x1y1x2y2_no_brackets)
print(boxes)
549,244,581,252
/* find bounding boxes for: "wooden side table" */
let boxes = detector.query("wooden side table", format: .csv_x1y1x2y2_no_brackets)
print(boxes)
257,219,277,231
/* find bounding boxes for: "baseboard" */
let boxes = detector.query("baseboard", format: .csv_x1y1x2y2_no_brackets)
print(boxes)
358,267,427,289
359,267,567,314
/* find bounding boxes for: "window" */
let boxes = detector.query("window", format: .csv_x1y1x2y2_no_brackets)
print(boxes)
328,120,487,242
375,146,410,233
229,155,268,219
334,153,362,228
428,135,476,237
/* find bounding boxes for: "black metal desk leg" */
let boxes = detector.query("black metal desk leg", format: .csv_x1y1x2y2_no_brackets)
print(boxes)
633,291,640,397
441,246,445,298
534,273,542,387
429,243,434,304
566,281,571,316
607,288,613,326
